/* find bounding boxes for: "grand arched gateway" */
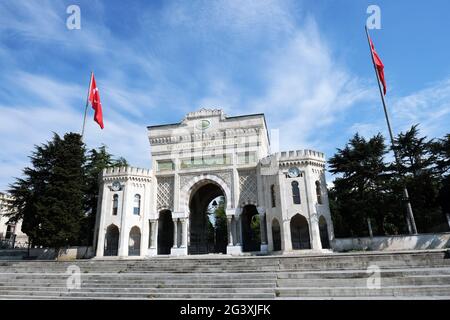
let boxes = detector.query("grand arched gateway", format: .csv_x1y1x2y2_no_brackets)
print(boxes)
94,109,335,257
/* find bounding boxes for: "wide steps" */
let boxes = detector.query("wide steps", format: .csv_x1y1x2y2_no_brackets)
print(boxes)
0,250,449,299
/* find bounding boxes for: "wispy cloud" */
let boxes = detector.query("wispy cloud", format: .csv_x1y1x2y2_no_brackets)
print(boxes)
0,0,449,192
391,78,450,138
347,78,450,142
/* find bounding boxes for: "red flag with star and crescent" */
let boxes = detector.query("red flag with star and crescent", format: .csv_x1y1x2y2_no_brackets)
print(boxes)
369,36,387,95
88,73,104,129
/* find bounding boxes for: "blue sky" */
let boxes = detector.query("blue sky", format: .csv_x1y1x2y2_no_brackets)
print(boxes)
1,0,450,191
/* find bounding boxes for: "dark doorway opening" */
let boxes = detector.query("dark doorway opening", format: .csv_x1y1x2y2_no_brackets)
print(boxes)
104,224,119,256
272,218,282,251
319,216,330,249
241,205,261,252
157,210,173,254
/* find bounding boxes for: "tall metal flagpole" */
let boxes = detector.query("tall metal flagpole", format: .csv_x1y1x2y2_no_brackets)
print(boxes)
81,71,93,141
364,26,418,235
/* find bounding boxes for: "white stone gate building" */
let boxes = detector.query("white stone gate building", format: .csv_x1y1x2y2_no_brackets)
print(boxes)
93,109,334,257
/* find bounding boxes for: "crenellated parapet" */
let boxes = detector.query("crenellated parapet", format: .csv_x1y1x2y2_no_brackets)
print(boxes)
259,149,326,169
278,149,326,169
101,166,152,183
278,149,325,160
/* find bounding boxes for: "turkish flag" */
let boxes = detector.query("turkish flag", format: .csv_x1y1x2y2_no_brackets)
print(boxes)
88,73,104,129
369,36,387,95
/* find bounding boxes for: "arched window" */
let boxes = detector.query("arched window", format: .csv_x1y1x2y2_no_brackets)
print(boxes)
133,194,141,215
112,194,118,215
316,181,322,204
291,181,301,204
270,185,276,208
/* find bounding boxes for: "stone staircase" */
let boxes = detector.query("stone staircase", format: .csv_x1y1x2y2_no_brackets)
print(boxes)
0,249,449,299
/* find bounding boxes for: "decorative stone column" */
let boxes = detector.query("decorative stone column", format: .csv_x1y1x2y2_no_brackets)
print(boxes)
150,219,158,248
235,216,241,245
172,218,178,248
309,213,323,251
227,216,234,246
257,207,268,253
283,219,293,252
171,213,188,256
181,218,188,248
226,209,242,255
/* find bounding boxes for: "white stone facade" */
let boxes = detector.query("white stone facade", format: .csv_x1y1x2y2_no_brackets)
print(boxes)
0,192,28,245
94,109,334,258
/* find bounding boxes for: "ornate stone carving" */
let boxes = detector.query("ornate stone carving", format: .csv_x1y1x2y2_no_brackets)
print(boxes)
238,170,257,205
183,108,225,121
157,176,174,210
179,171,232,191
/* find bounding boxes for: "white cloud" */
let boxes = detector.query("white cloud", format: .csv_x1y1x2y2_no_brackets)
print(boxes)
0,71,150,190
197,16,373,152
347,78,450,142
162,0,297,39
391,78,450,138
1,0,449,193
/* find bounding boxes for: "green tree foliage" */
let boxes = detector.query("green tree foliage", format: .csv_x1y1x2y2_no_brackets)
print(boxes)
207,196,228,253
432,134,450,224
250,214,261,244
8,133,85,252
393,125,447,232
330,126,450,237
329,134,405,236
6,136,128,252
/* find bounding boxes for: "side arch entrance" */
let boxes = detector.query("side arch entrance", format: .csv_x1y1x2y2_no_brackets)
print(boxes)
157,210,173,254
241,205,260,252
104,224,119,256
290,214,311,250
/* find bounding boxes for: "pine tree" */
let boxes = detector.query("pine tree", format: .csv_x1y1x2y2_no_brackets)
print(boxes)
35,133,86,252
7,134,60,246
328,133,406,236
8,133,85,253
432,134,450,228
393,125,446,232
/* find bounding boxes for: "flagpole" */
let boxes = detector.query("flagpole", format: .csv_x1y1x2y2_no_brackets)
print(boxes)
365,26,418,235
81,71,93,141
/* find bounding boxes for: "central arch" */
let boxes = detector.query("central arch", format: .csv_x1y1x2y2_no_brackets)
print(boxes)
188,180,228,255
